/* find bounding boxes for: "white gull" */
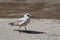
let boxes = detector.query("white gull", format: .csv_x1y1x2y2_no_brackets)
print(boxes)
8,13,32,31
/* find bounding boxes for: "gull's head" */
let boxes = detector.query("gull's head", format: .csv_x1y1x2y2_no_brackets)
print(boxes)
24,13,32,17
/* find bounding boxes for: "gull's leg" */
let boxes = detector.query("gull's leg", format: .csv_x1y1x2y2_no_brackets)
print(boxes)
19,26,20,32
25,26,27,31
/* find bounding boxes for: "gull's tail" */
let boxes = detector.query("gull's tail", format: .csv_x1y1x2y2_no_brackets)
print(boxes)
8,22,14,26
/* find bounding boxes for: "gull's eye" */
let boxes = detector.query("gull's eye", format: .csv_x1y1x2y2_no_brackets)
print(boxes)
27,15,29,16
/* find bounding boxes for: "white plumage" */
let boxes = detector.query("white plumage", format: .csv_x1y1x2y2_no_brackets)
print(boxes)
8,13,32,31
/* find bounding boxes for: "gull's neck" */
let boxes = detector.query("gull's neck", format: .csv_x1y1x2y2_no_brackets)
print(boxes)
24,15,30,19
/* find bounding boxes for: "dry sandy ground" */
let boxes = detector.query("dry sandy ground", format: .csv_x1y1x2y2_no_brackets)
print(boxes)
0,18,60,40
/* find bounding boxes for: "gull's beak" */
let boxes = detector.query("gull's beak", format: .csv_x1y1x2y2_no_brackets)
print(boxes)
28,14,31,16
30,15,32,17
30,15,33,18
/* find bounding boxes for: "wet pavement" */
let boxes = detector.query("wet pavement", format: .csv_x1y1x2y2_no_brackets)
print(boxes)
0,0,60,19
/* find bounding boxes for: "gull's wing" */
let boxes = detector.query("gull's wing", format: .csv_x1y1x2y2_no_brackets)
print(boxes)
17,18,24,22
18,19,27,25
8,18,24,25
9,17,29,26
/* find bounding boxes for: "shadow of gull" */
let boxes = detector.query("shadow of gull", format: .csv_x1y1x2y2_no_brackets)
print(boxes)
14,29,46,34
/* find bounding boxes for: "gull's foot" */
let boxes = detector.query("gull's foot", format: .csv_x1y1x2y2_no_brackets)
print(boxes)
19,30,20,32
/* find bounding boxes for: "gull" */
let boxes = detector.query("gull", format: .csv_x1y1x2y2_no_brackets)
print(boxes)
8,13,32,31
